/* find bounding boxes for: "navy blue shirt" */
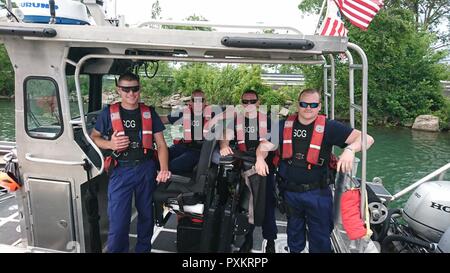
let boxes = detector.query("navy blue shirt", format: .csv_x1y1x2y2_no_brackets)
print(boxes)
278,117,353,184
94,104,165,160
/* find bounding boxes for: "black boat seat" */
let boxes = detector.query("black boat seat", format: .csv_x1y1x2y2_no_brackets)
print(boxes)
153,174,201,205
153,140,217,214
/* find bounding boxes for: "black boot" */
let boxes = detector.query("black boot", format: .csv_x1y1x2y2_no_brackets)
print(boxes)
265,239,275,253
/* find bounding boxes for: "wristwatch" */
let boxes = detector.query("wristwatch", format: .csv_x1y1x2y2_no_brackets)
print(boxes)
344,147,354,153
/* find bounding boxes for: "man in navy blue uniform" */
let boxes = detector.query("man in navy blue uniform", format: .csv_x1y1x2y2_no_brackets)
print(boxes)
91,72,171,253
255,88,374,253
161,89,213,174
219,90,278,253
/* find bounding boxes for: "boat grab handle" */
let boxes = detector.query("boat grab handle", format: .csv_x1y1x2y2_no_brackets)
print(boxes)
25,153,85,166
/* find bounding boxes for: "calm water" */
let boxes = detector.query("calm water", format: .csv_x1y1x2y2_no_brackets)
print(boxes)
1,100,449,205
0,100,14,141
364,126,450,206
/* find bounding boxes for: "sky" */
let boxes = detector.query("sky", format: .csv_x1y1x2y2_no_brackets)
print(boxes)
104,0,319,34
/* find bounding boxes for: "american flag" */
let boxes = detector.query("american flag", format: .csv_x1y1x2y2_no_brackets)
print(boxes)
319,0,348,37
334,0,383,30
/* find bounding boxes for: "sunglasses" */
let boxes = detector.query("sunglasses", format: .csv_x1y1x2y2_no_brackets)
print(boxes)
191,97,204,102
242,99,258,105
118,85,140,93
299,101,320,108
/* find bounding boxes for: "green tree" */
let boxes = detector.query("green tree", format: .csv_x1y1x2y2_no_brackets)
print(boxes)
173,63,218,97
162,14,213,31
298,0,323,14
172,63,274,105
151,0,162,20
0,44,14,97
298,0,449,39
298,2,449,126
140,62,176,105
303,8,449,126
384,0,450,31
352,9,448,126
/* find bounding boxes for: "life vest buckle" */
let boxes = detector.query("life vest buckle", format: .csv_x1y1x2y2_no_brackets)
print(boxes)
295,153,305,160
316,158,325,166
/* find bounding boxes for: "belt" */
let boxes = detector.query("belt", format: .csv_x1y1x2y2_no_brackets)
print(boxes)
117,159,149,167
280,179,332,193
287,153,325,167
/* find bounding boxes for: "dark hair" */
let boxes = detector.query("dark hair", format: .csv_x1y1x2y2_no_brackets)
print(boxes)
117,71,140,85
241,89,259,100
191,89,204,96
298,88,321,101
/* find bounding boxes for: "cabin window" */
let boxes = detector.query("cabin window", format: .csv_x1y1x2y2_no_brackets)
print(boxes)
24,77,63,139
66,75,89,119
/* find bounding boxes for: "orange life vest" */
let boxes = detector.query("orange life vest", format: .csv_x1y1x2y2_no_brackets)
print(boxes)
236,111,268,152
109,102,153,154
180,105,212,143
281,114,326,167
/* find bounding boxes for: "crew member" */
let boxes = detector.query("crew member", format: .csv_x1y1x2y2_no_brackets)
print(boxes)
161,89,212,174
255,88,374,253
220,89,278,253
91,72,171,253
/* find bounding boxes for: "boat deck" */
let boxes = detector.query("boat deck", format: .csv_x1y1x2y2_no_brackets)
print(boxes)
0,193,291,253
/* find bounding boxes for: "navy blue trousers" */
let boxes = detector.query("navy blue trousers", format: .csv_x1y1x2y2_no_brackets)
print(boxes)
284,188,333,253
107,160,156,253
168,144,201,174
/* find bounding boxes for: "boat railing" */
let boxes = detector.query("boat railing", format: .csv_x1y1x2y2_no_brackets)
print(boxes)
391,162,450,201
0,141,15,169
0,141,14,153
136,19,303,34
323,43,369,219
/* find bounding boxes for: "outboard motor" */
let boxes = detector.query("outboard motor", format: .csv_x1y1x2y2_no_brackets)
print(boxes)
402,181,450,242
16,0,90,25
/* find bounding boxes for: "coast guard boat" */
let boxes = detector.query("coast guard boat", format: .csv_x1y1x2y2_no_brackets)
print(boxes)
0,0,449,253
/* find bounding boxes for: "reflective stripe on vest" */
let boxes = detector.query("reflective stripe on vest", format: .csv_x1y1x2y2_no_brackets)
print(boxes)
182,106,192,142
202,106,212,136
140,104,153,151
109,102,153,152
281,114,326,166
182,105,212,143
236,111,268,152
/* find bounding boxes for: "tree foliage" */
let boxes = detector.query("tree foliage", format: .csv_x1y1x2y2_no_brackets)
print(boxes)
172,64,272,105
303,8,449,126
298,0,449,40
151,0,162,20
140,62,176,105
162,14,213,31
384,0,450,32
0,44,14,96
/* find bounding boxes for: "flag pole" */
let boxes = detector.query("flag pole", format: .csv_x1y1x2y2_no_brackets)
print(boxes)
314,0,328,34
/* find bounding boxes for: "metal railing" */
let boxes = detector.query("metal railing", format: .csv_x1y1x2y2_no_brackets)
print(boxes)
322,43,369,220
137,20,303,34
0,141,15,154
391,162,450,201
